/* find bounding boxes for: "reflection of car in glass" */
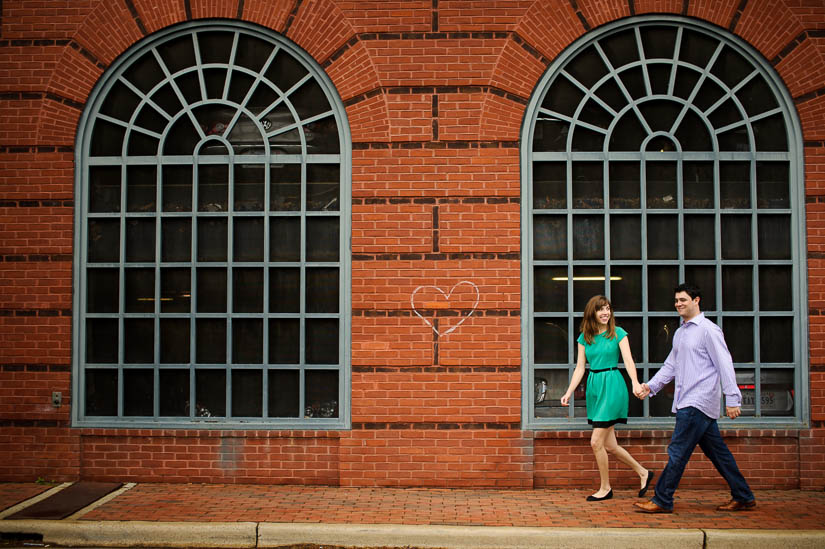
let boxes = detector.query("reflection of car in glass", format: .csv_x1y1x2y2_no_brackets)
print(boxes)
736,370,794,416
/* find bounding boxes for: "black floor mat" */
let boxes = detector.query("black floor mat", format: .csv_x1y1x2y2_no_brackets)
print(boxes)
5,482,122,520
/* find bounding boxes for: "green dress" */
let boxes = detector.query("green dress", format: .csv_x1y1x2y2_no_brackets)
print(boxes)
577,327,629,427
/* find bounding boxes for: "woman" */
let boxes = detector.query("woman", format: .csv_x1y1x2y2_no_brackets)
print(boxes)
560,295,653,501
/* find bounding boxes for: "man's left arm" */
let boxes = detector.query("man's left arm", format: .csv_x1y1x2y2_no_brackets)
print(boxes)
706,327,742,419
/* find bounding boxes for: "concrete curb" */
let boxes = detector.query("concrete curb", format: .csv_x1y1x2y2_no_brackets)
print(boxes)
258,523,704,548
1,520,824,548
0,520,258,548
704,529,825,549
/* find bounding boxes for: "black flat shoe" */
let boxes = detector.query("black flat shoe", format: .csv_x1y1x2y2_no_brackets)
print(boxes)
586,489,613,502
639,470,654,498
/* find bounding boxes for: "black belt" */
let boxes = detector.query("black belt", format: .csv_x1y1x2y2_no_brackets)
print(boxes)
590,367,619,373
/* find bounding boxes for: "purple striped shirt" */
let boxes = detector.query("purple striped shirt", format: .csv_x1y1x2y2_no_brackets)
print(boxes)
647,313,742,419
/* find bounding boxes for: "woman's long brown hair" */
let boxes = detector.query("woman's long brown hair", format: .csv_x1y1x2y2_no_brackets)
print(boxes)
579,295,616,345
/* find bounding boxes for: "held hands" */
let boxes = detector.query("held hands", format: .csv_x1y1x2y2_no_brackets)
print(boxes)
634,382,651,399
726,406,741,419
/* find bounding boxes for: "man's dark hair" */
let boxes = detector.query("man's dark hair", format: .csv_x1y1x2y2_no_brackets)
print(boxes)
674,282,702,303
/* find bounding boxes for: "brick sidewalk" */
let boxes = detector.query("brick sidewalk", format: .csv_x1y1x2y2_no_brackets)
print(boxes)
3,483,821,531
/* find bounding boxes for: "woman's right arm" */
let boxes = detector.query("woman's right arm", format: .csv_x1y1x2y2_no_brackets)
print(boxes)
560,343,587,406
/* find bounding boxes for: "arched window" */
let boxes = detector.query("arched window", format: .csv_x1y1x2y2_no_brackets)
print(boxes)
521,17,806,426
73,21,351,428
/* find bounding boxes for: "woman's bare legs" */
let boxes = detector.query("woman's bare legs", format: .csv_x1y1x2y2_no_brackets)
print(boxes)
590,427,612,497
603,426,649,489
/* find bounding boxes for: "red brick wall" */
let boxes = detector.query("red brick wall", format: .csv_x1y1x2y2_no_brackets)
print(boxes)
1,0,824,489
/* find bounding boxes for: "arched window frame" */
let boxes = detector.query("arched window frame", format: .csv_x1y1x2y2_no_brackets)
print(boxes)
72,20,352,429
520,16,808,429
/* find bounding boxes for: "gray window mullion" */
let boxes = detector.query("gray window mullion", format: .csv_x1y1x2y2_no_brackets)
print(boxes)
222,32,240,100
634,27,653,97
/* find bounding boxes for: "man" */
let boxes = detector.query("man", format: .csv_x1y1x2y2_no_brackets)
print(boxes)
633,283,756,514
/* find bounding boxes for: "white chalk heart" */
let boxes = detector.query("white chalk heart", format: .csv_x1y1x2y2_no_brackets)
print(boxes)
410,281,480,337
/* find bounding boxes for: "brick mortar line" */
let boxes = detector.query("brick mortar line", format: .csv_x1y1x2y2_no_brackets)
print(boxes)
352,309,519,317
0,90,84,110
352,252,520,260
344,85,528,107
352,197,519,204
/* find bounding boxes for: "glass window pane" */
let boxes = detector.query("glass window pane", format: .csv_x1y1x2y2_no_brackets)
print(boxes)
758,368,795,416
305,370,339,418
85,369,118,416
759,265,792,311
268,369,299,417
648,266,679,311
684,215,715,259
198,164,228,211
534,266,567,312
573,266,605,311
304,116,340,154
610,266,641,311
197,267,227,312
196,319,226,364
533,162,566,209
648,314,680,363
88,219,120,263
233,217,264,262
233,319,263,364
618,316,642,363
306,267,339,313
233,267,263,313
722,317,753,363
674,110,712,151
571,126,604,151
234,164,265,211
195,369,226,417
532,118,569,152
161,219,191,263
161,268,191,313
684,266,717,311
125,219,155,262
162,165,193,212
271,164,301,211
683,162,713,209
648,366,676,417
758,214,791,260
572,162,602,209
86,319,118,363
753,114,788,152
534,318,568,364
760,317,793,363
306,217,339,262
646,162,677,209
756,162,789,209
269,319,300,364
232,370,263,417
722,266,753,311
270,267,300,313
124,318,154,363
87,268,119,313
270,217,301,262
306,319,338,364
610,215,641,259
721,215,751,259
533,215,567,260
123,368,153,416
90,119,125,156
647,215,677,259
720,162,750,209
609,163,641,209
534,369,574,418
159,368,189,416
160,318,190,363
125,268,154,313
89,166,121,213
573,215,604,260
197,218,227,262
307,164,340,211
99,80,141,121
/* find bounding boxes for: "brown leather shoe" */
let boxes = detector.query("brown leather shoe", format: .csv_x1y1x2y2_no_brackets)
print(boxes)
716,499,756,511
633,500,673,513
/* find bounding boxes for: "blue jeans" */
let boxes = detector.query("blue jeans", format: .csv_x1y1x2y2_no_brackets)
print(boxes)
652,406,754,510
